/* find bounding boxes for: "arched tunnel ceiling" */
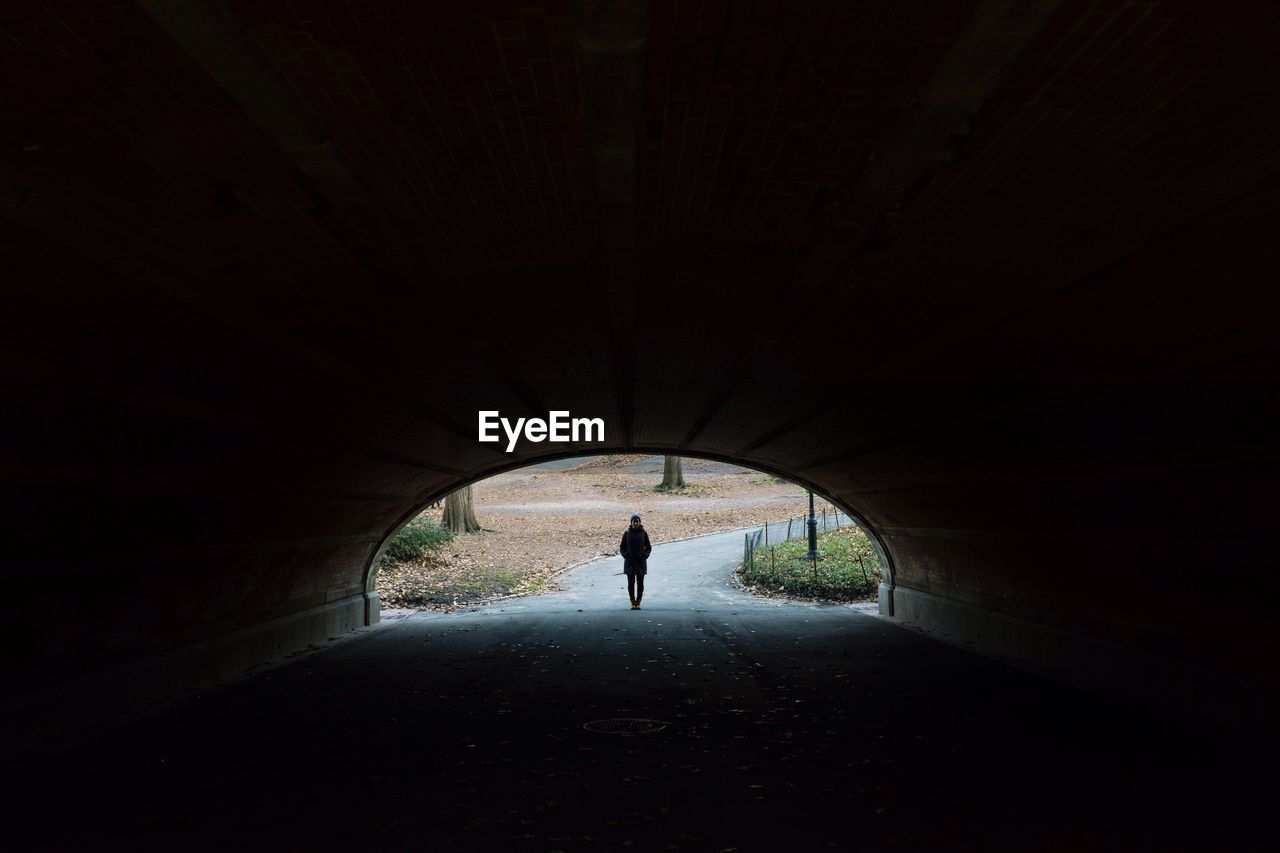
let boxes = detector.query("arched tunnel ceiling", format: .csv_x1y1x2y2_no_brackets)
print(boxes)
1,1,1277,695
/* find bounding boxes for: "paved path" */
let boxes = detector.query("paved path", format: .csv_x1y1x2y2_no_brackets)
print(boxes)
8,531,1264,850
498,521,835,614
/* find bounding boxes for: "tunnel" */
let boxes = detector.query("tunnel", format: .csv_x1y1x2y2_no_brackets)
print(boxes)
3,0,1276,848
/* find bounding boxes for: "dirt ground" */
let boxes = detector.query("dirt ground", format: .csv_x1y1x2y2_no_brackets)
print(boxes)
375,455,840,609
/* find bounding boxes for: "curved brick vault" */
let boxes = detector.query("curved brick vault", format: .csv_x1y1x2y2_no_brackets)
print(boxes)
2,1,1276,732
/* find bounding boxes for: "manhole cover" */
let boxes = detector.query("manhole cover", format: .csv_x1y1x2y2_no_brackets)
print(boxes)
583,718,669,735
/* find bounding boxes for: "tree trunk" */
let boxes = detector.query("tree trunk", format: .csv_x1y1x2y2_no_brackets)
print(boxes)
660,455,685,489
442,485,482,534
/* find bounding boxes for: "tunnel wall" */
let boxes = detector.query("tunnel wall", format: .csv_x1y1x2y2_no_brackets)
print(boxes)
3,0,1278,751
10,592,373,758
7,423,1270,752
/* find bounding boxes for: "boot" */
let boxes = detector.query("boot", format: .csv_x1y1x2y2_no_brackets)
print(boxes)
629,597,638,610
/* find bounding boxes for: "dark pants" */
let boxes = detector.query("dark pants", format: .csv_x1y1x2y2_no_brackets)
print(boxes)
626,573,645,602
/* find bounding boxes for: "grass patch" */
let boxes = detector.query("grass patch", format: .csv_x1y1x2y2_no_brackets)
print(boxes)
380,514,454,565
385,564,543,607
739,526,882,601
515,576,548,595
377,555,560,609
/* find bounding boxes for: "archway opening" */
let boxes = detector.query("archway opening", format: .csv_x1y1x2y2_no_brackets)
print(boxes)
368,452,891,615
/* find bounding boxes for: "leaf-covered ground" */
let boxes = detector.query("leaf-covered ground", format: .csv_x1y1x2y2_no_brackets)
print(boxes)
376,455,838,610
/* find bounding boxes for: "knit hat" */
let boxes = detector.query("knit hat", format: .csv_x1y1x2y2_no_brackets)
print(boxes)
630,514,641,521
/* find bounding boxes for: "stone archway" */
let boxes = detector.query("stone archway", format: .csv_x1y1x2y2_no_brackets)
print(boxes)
361,449,897,619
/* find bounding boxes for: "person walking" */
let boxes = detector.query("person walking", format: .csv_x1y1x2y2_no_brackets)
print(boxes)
619,513,652,610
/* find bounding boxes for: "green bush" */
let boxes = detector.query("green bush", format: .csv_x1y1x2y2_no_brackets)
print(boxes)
381,514,453,565
740,526,882,600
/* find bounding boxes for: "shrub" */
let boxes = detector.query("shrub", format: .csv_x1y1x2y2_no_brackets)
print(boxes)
740,526,882,600
381,514,453,565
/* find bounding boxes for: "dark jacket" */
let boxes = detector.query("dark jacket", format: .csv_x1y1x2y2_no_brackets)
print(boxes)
620,526,652,575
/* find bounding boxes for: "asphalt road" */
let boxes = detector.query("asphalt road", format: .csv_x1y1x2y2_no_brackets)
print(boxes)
9,529,1265,850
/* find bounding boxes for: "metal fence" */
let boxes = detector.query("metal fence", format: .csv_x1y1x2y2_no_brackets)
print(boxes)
743,508,854,572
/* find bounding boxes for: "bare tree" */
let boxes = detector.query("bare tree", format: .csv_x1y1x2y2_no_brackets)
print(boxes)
442,484,482,534
660,455,685,489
